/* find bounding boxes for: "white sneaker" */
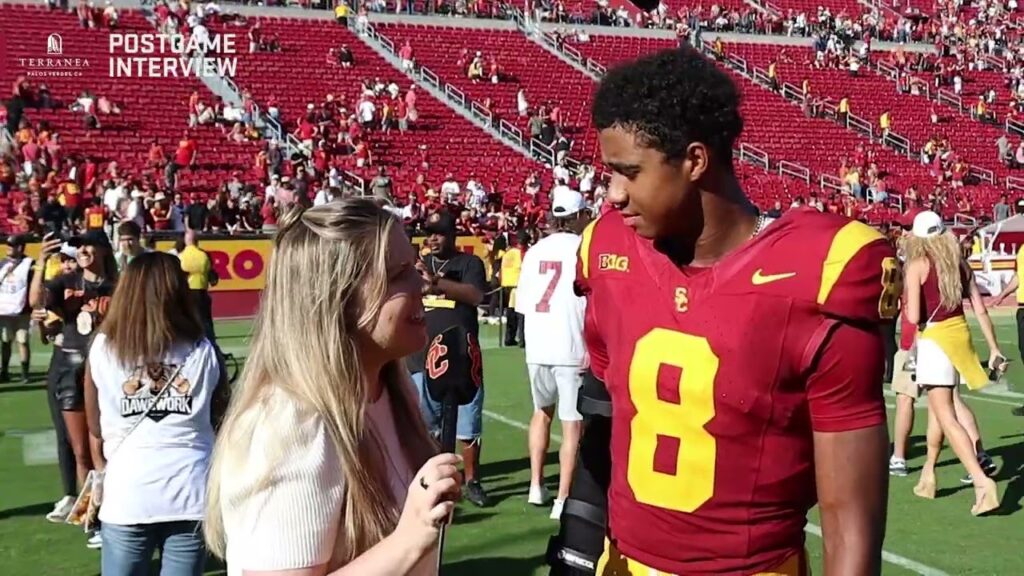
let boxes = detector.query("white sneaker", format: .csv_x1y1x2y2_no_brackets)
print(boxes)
86,529,102,549
549,498,565,520
527,484,550,506
46,496,75,523
889,458,908,477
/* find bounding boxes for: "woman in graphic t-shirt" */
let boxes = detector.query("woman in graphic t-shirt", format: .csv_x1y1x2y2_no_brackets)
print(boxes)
85,252,225,575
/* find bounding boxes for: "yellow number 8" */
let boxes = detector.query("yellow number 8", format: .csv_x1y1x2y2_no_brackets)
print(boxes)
878,256,902,320
627,328,719,513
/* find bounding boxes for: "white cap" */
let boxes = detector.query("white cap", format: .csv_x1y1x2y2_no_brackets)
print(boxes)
551,188,585,217
59,243,78,259
912,210,944,238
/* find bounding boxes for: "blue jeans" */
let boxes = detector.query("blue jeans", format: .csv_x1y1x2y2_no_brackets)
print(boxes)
101,521,206,576
411,371,483,441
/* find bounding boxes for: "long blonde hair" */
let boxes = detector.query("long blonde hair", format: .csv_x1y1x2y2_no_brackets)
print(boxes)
205,198,436,563
904,231,965,311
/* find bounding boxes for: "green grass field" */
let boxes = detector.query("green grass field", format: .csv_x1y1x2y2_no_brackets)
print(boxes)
1,317,1022,575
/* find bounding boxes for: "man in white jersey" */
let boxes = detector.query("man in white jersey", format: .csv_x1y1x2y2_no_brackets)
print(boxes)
0,235,34,383
515,188,591,520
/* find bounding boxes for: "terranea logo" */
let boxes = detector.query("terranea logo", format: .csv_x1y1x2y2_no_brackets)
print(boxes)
47,33,62,55
17,33,90,78
108,33,239,78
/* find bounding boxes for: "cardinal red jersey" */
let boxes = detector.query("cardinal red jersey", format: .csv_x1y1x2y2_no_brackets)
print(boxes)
576,207,896,575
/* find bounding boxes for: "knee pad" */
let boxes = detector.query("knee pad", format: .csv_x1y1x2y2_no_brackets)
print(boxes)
548,412,612,576
578,370,611,420
546,498,606,575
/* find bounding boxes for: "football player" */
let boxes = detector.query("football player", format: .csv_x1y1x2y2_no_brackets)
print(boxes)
568,47,894,575
515,188,591,520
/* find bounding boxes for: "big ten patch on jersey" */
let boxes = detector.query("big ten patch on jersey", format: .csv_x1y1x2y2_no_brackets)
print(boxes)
597,252,630,273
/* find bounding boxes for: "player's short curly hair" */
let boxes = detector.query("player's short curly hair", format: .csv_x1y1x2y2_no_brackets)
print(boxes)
592,46,744,165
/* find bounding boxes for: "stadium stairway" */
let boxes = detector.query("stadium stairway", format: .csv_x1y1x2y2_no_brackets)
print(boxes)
560,31,994,219
714,43,1011,217
11,2,999,217
366,17,834,206
207,13,552,206
867,52,1023,167
719,41,1011,213
374,20,606,160
351,19,551,167
510,11,602,82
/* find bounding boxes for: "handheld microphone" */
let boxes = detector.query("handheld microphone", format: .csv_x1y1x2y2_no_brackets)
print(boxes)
423,324,483,576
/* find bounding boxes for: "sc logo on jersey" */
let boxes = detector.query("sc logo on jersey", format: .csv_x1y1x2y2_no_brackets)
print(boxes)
598,253,629,272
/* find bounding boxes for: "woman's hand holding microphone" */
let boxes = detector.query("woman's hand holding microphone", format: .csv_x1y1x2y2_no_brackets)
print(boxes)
396,453,463,555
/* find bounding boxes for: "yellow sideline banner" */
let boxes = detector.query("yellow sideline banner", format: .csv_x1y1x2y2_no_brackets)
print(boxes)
6,236,488,292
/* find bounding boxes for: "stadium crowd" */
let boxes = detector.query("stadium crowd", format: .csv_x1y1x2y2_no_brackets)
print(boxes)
8,0,1024,239
6,0,1024,574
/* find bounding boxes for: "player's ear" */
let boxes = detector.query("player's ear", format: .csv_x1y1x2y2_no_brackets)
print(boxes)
684,141,709,183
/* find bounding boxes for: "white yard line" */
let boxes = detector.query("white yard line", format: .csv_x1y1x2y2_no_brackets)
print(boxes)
803,524,950,576
977,386,1024,399
884,389,1021,408
960,393,1022,407
482,410,950,576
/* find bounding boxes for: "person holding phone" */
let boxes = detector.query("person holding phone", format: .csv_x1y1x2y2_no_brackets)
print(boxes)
29,230,117,547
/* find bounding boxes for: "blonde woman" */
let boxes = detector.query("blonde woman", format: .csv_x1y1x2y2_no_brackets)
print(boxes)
205,198,459,576
903,211,1001,515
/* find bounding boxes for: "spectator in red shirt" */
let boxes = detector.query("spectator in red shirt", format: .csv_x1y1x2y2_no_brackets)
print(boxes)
82,157,97,194
150,195,171,231
176,133,197,167
166,131,197,190
147,139,166,172
261,197,279,232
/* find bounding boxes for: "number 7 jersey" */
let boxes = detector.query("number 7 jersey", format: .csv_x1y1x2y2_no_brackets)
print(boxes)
575,208,896,575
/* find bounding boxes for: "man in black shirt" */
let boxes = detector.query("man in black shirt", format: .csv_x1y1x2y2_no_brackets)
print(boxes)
185,195,210,232
408,211,492,507
40,194,68,234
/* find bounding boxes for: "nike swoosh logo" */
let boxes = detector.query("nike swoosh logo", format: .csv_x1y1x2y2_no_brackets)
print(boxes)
752,269,796,285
